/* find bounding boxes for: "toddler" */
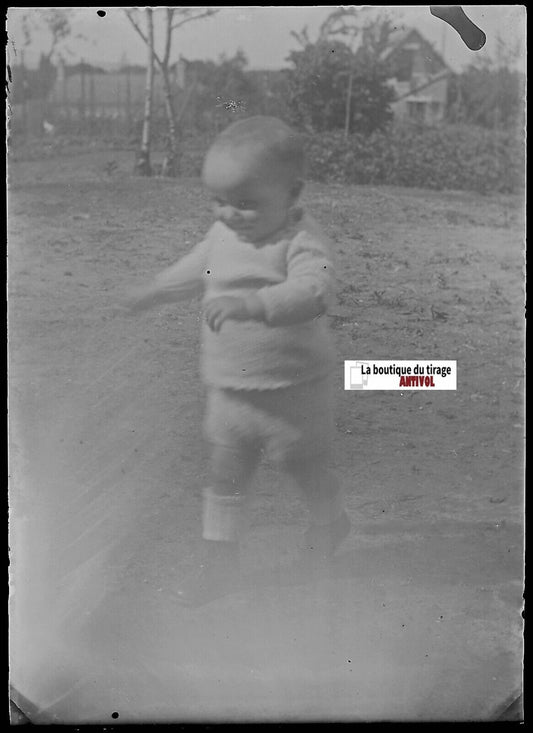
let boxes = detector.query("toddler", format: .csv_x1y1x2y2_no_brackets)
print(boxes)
129,116,350,606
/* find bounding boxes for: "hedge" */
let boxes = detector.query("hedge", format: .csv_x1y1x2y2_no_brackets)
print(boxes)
304,123,524,194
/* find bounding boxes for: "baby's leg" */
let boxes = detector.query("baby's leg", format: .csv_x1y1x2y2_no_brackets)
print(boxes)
202,443,260,542
211,443,259,496
178,441,260,607
283,454,350,560
285,455,345,525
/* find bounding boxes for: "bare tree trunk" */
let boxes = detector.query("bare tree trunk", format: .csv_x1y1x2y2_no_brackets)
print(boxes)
125,7,219,176
136,8,154,176
161,66,181,177
344,70,354,140
160,8,180,177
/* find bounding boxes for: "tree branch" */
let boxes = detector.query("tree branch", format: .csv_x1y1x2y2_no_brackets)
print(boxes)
170,8,219,32
124,9,164,69
163,8,175,69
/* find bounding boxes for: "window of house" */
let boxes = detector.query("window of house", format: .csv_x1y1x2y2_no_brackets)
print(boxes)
407,100,427,122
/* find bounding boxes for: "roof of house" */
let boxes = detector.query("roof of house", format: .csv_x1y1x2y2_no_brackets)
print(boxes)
380,26,450,71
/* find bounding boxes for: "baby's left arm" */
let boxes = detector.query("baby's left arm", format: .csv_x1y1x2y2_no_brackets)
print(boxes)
254,235,336,327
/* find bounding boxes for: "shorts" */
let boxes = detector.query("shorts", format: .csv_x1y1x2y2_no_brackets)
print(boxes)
204,377,334,467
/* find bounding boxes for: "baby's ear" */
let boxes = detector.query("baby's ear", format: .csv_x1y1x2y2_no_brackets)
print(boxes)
290,178,304,201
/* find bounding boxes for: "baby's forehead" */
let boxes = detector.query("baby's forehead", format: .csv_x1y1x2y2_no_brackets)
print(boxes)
210,138,276,165
205,143,291,182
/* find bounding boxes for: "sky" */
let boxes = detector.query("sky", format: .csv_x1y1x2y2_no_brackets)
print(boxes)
6,6,526,74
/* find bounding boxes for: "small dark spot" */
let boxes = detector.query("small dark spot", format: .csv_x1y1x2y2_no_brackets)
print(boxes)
323,265,327,269
347,659,351,663
331,49,335,53
111,711,119,719
97,10,106,17
206,270,211,275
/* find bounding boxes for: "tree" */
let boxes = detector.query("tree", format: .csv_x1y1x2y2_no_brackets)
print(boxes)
447,65,524,130
135,8,155,176
317,7,395,138
182,51,261,132
125,7,218,177
446,32,525,130
20,8,77,62
13,9,83,103
285,34,395,135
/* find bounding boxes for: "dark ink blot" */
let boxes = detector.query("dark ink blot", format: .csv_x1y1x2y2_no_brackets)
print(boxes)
430,6,486,51
7,65,12,83
206,270,211,274
111,712,119,719
97,10,106,17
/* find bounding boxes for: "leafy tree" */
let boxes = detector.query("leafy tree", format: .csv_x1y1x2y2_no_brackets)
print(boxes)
447,66,524,130
183,51,261,131
20,8,78,62
446,33,525,130
11,9,83,102
318,7,395,137
285,38,395,135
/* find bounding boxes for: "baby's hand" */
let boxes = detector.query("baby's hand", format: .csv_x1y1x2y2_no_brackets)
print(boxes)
204,296,250,332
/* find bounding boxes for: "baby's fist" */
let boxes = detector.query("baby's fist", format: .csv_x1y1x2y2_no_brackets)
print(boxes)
204,296,248,332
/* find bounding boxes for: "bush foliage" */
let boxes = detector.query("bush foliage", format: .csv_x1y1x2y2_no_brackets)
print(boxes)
304,123,523,194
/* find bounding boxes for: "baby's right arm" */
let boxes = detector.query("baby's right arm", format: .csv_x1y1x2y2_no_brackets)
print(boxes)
125,236,211,314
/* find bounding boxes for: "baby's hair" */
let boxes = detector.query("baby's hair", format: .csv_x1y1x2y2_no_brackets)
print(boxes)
210,116,305,182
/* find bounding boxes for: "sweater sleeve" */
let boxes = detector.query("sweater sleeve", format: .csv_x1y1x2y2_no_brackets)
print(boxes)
255,232,337,327
148,234,211,303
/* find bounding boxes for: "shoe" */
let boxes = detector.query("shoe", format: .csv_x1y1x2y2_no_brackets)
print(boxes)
177,541,241,608
302,510,351,561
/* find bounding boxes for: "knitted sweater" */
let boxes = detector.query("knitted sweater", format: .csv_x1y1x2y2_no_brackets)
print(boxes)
151,211,337,390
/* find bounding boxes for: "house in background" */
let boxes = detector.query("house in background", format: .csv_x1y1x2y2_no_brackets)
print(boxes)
381,27,452,124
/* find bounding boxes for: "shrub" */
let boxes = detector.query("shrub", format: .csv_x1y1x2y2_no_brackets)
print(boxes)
304,123,524,194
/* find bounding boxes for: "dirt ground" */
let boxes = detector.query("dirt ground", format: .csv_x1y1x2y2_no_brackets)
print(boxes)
8,148,524,723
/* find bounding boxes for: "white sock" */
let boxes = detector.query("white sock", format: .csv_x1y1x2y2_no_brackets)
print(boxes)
202,487,247,542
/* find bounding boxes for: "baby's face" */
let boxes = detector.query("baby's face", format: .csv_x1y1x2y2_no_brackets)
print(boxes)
202,147,300,244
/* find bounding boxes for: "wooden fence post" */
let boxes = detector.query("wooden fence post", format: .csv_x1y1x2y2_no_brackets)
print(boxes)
126,67,132,135
80,59,86,131
89,69,95,134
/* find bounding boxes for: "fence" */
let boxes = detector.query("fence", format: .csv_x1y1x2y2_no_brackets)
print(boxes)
10,67,170,142
7,62,268,146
